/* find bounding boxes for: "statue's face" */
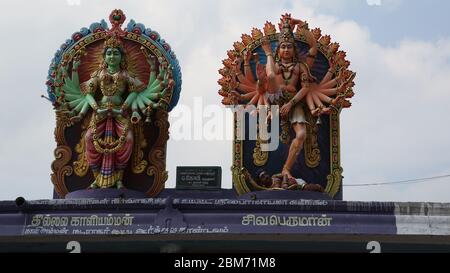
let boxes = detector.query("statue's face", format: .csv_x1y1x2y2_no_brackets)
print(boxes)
105,48,122,67
279,42,294,61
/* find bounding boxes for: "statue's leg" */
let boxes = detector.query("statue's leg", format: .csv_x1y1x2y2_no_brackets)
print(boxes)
85,126,104,189
95,118,117,188
282,108,307,179
114,125,134,188
115,170,124,189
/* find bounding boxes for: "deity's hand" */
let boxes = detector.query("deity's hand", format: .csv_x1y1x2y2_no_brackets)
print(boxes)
120,103,130,116
256,80,266,95
229,75,239,90
328,56,339,75
280,85,296,94
72,60,81,71
244,50,253,64
131,111,141,124
292,18,306,28
256,64,266,81
230,90,242,102
159,58,168,70
112,108,123,117
231,56,243,74
96,108,109,116
70,113,84,123
280,102,292,117
72,54,82,70
167,79,175,90
146,55,156,69
165,65,173,82
260,37,272,55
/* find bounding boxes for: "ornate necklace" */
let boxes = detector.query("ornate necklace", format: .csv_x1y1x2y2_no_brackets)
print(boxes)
280,63,295,85
101,71,120,96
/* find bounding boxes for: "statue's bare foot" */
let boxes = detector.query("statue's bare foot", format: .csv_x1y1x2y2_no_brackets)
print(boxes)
281,168,299,190
271,179,282,189
281,169,294,180
89,181,99,189
230,90,241,100
287,177,299,190
116,181,124,189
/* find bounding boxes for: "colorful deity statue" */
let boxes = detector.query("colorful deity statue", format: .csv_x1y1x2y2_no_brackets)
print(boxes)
47,10,181,197
219,14,356,199
65,34,172,189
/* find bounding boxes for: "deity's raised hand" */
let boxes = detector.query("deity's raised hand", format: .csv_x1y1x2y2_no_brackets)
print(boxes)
72,59,81,70
231,56,243,74
260,37,272,55
69,112,83,123
146,55,156,68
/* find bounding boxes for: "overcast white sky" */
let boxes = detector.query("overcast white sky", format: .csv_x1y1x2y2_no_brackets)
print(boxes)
0,0,449,202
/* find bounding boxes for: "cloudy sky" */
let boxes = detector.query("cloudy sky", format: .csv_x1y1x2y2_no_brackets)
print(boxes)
0,0,449,202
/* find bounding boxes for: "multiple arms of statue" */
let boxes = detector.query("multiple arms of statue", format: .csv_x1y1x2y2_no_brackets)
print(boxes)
301,28,318,68
62,55,173,123
122,55,174,125
261,37,276,84
123,56,174,118
62,58,99,122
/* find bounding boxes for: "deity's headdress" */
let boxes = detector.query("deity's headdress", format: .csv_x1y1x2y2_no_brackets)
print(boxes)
101,9,127,69
275,14,298,62
103,9,126,50
278,15,295,44
104,35,124,51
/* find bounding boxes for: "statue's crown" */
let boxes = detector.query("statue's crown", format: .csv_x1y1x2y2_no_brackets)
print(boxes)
104,35,124,50
278,16,295,44
103,9,127,50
